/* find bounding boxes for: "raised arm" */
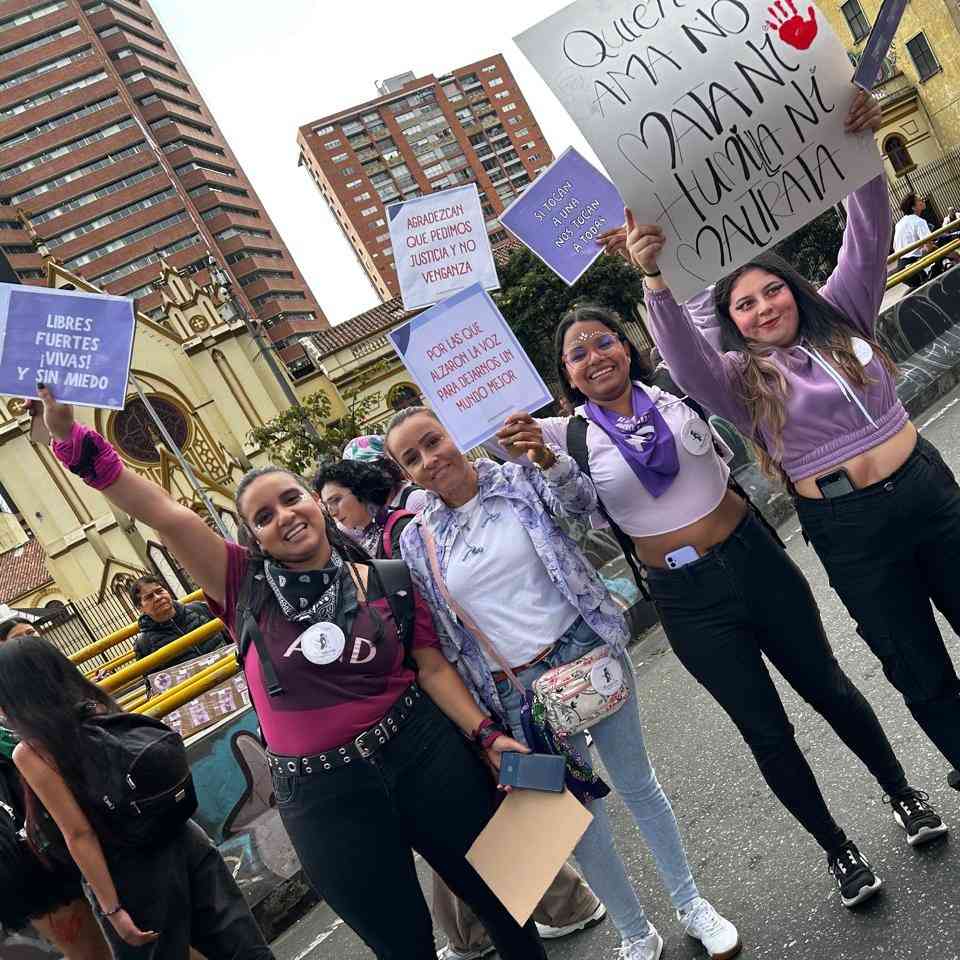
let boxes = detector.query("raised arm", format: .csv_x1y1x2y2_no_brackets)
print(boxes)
14,742,158,947
819,173,892,336
39,389,229,607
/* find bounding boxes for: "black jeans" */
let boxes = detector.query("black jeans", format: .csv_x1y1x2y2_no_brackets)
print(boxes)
272,693,545,960
798,435,960,770
88,820,273,960
646,511,909,852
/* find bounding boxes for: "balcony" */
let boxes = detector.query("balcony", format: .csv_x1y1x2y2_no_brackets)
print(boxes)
874,73,916,110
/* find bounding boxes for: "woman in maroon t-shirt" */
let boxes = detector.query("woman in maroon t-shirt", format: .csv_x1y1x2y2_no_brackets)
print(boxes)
37,389,545,960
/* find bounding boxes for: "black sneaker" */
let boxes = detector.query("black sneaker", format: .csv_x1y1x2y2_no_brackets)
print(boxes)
886,789,949,846
827,841,882,908
948,769,960,791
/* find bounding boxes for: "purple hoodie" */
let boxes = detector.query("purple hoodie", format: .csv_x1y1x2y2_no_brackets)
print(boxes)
644,176,906,482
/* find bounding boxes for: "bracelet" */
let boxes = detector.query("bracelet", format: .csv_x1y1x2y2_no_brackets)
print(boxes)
50,423,123,491
479,727,506,751
102,903,123,918
642,268,662,278
472,716,496,743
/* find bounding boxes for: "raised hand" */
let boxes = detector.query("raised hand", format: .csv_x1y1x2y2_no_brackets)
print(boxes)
496,412,555,469
36,385,75,443
623,208,665,276
767,0,818,50
844,87,882,133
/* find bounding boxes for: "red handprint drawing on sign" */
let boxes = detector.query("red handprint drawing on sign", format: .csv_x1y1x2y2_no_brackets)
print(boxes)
768,0,819,50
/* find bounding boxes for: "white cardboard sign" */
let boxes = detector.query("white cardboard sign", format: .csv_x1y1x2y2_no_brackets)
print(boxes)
387,184,499,311
515,0,883,302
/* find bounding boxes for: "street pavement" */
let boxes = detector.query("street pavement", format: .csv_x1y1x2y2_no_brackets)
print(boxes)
272,383,960,960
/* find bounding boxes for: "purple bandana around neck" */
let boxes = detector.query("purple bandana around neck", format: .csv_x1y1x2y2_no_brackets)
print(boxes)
584,385,680,498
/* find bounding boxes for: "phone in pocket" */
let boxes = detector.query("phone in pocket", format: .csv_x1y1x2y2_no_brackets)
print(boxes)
664,545,700,569
815,468,855,499
498,752,566,793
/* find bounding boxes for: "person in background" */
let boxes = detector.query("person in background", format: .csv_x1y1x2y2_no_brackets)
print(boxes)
130,576,229,667
0,621,112,960
342,434,428,512
314,459,418,560
893,193,938,289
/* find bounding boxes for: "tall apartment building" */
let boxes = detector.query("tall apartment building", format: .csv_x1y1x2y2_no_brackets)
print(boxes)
297,56,554,302
0,0,327,375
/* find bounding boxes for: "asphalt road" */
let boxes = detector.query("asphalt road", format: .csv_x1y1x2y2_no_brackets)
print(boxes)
273,383,960,960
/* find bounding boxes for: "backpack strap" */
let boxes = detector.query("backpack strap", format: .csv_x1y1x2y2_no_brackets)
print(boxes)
566,416,651,600
395,484,420,509
236,559,283,697
380,509,415,560
366,559,417,665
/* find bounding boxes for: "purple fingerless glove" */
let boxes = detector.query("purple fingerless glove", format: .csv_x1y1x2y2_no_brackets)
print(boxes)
50,423,123,490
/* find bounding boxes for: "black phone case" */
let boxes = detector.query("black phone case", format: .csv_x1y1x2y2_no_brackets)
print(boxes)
498,752,566,793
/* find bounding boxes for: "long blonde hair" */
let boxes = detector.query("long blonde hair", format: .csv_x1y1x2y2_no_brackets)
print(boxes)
713,253,896,483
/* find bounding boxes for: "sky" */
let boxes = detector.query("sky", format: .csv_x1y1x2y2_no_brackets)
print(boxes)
152,0,600,327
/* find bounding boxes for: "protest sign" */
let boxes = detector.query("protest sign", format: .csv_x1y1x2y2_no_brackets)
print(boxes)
0,283,135,410
515,0,883,302
387,184,499,311
388,283,552,452
852,0,908,90
499,146,625,285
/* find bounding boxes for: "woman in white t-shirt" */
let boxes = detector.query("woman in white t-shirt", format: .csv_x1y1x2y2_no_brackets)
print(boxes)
386,407,740,960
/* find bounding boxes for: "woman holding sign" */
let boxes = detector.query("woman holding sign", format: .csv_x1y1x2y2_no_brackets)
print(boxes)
386,406,740,960
619,89,951,900
32,389,546,960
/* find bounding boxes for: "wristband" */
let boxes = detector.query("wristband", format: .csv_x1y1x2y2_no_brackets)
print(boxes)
51,423,123,491
642,268,662,278
472,716,496,743
479,727,506,751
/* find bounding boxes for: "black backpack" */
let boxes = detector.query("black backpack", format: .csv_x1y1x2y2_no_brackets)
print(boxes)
34,713,196,856
236,558,417,698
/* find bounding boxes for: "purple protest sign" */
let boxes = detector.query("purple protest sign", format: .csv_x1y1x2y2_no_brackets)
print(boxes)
499,147,625,286
0,283,136,410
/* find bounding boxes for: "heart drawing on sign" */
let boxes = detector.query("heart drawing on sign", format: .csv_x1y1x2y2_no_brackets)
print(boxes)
767,0,818,50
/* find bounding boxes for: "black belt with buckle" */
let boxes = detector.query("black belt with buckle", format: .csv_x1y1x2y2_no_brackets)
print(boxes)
268,683,423,776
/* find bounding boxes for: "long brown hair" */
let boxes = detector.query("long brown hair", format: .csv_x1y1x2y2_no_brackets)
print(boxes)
713,252,896,480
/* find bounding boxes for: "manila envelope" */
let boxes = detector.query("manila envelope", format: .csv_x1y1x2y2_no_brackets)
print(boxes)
466,788,593,925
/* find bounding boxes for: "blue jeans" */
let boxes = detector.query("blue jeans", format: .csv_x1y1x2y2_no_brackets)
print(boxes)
496,617,698,941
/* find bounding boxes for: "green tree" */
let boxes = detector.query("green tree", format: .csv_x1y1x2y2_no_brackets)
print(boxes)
248,390,380,476
493,247,646,390
774,208,845,285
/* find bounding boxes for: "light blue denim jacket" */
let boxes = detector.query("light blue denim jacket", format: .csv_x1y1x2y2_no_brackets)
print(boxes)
399,453,630,719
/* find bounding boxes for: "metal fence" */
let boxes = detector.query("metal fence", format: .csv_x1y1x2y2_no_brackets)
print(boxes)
887,146,960,225
38,592,138,663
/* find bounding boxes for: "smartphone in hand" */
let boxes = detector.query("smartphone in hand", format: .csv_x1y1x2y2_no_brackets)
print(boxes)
498,752,566,793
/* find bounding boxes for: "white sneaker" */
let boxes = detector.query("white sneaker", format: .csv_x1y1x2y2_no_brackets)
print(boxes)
536,899,607,938
436,943,495,960
620,925,663,960
677,897,742,959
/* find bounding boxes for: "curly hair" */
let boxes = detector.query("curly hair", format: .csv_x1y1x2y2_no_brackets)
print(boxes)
312,459,394,509
553,302,653,407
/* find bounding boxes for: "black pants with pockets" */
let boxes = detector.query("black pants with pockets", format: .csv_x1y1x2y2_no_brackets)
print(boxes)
647,511,909,852
798,435,960,771
271,692,545,960
88,819,273,960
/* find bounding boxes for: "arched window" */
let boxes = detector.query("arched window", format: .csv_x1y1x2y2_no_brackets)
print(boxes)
884,135,914,176
388,382,421,411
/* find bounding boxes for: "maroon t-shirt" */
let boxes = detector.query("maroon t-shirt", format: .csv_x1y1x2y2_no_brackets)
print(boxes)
206,542,439,755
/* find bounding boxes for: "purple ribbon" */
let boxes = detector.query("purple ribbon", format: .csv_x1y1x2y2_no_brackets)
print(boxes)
584,385,680,498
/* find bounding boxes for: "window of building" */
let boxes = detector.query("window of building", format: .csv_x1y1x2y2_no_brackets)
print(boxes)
373,218,386,227
501,103,517,113
341,166,355,176
313,124,334,136
0,1,68,32
32,164,161,224
92,232,200,285
353,191,371,201
65,211,191,269
507,117,519,125
1,70,108,120
481,64,497,73
840,0,870,42
883,134,914,174
324,139,342,149
906,33,940,81
0,22,80,64
360,205,378,216
331,152,349,163
488,77,503,87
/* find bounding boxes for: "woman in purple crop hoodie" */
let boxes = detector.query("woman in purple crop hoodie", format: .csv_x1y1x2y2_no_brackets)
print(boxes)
629,86,959,876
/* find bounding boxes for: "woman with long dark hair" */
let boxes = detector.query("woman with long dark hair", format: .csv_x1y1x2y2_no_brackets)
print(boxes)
626,87,960,830
0,634,271,960
33,388,546,960
387,406,740,960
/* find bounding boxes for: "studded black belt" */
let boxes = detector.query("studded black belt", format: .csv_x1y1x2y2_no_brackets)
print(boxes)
267,683,423,775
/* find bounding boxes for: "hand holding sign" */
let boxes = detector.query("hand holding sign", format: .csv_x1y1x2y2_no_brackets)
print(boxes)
36,384,75,443
623,210,665,277
843,88,883,133
496,412,556,469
